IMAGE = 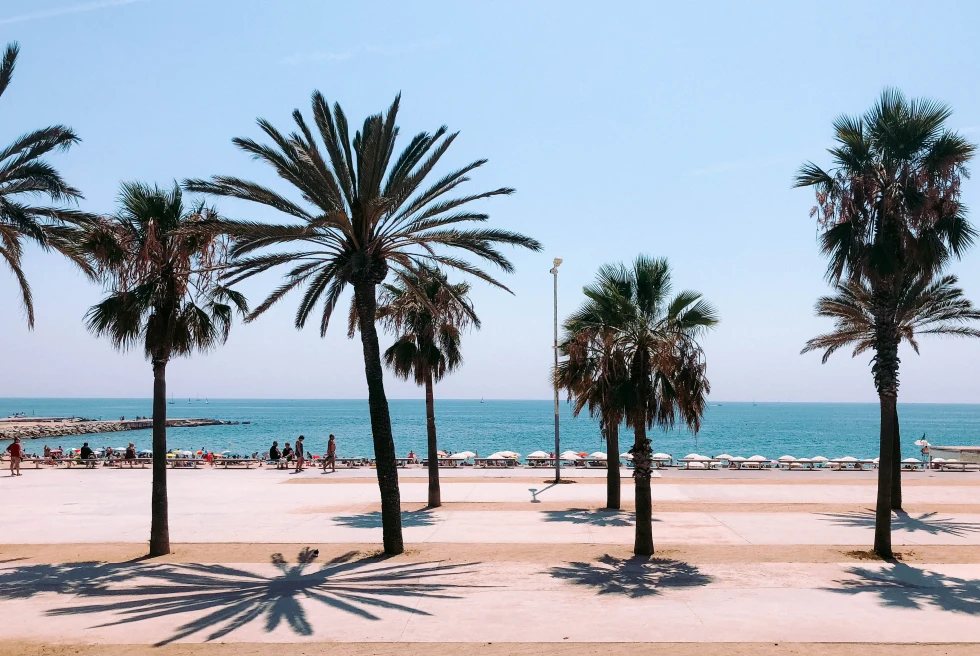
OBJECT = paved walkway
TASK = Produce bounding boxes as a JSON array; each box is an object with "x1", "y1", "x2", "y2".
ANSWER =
[
  {"x1": 2, "y1": 467, "x2": 979, "y2": 649},
  {"x1": 0, "y1": 556, "x2": 978, "y2": 644}
]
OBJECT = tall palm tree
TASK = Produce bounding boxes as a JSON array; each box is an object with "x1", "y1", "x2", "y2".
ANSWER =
[
  {"x1": 556, "y1": 324, "x2": 628, "y2": 509},
  {"x1": 564, "y1": 256, "x2": 717, "y2": 555},
  {"x1": 1, "y1": 42, "x2": 92, "y2": 326},
  {"x1": 365, "y1": 266, "x2": 479, "y2": 508},
  {"x1": 803, "y1": 269, "x2": 980, "y2": 509},
  {"x1": 184, "y1": 93, "x2": 541, "y2": 554},
  {"x1": 84, "y1": 182, "x2": 247, "y2": 556},
  {"x1": 795, "y1": 89, "x2": 976, "y2": 558}
]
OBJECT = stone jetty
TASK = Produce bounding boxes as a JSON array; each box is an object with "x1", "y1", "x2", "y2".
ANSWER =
[{"x1": 0, "y1": 416, "x2": 237, "y2": 440}]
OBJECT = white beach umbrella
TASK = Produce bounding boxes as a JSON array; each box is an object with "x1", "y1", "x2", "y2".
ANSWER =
[
  {"x1": 914, "y1": 439, "x2": 930, "y2": 447},
  {"x1": 839, "y1": 456, "x2": 858, "y2": 462},
  {"x1": 902, "y1": 457, "x2": 922, "y2": 463},
  {"x1": 932, "y1": 457, "x2": 947, "y2": 462},
  {"x1": 870, "y1": 458, "x2": 880, "y2": 463},
  {"x1": 620, "y1": 452, "x2": 634, "y2": 460},
  {"x1": 715, "y1": 454, "x2": 734, "y2": 460},
  {"x1": 729, "y1": 456, "x2": 747, "y2": 462},
  {"x1": 527, "y1": 450, "x2": 549, "y2": 459},
  {"x1": 497, "y1": 451, "x2": 520, "y2": 458},
  {"x1": 777, "y1": 455, "x2": 796, "y2": 462},
  {"x1": 588, "y1": 452, "x2": 607, "y2": 460},
  {"x1": 747, "y1": 455, "x2": 768, "y2": 462},
  {"x1": 682, "y1": 453, "x2": 703, "y2": 461},
  {"x1": 651, "y1": 452, "x2": 672, "y2": 460},
  {"x1": 810, "y1": 456, "x2": 829, "y2": 462},
  {"x1": 560, "y1": 450, "x2": 582, "y2": 460}
]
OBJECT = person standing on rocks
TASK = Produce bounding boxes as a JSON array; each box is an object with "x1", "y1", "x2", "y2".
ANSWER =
[{"x1": 6, "y1": 438, "x2": 23, "y2": 476}]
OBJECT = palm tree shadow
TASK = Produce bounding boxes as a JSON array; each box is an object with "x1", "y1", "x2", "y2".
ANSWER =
[
  {"x1": 548, "y1": 555, "x2": 713, "y2": 598},
  {"x1": 333, "y1": 510, "x2": 439, "y2": 529},
  {"x1": 542, "y1": 509, "x2": 637, "y2": 527},
  {"x1": 827, "y1": 562, "x2": 980, "y2": 615},
  {"x1": 818, "y1": 510, "x2": 980, "y2": 537},
  {"x1": 1, "y1": 548, "x2": 480, "y2": 645}
]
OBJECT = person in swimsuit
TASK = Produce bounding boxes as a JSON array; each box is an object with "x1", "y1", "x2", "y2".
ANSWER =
[
  {"x1": 294, "y1": 436, "x2": 305, "y2": 473},
  {"x1": 6, "y1": 438, "x2": 23, "y2": 476}
]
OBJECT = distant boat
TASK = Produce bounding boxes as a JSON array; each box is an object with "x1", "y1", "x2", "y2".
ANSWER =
[
  {"x1": 205, "y1": 398, "x2": 209, "y2": 404},
  {"x1": 481, "y1": 398, "x2": 484, "y2": 404}
]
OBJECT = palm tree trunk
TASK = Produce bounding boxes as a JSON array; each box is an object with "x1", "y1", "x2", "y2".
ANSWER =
[
  {"x1": 631, "y1": 421, "x2": 654, "y2": 556},
  {"x1": 424, "y1": 370, "x2": 441, "y2": 508},
  {"x1": 891, "y1": 406, "x2": 902, "y2": 511},
  {"x1": 605, "y1": 421, "x2": 621, "y2": 510},
  {"x1": 149, "y1": 358, "x2": 170, "y2": 557},
  {"x1": 353, "y1": 281, "x2": 404, "y2": 555},
  {"x1": 874, "y1": 392, "x2": 897, "y2": 558}
]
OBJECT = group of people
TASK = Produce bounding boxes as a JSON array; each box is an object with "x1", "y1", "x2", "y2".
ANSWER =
[
  {"x1": 5, "y1": 439, "x2": 140, "y2": 475},
  {"x1": 268, "y1": 434, "x2": 337, "y2": 473}
]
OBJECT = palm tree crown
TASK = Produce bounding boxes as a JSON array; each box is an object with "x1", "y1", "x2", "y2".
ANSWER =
[
  {"x1": 1, "y1": 42, "x2": 91, "y2": 326},
  {"x1": 566, "y1": 256, "x2": 718, "y2": 434},
  {"x1": 184, "y1": 92, "x2": 541, "y2": 329},
  {"x1": 795, "y1": 88, "x2": 976, "y2": 287},
  {"x1": 372, "y1": 266, "x2": 479, "y2": 385},
  {"x1": 803, "y1": 270, "x2": 980, "y2": 363},
  {"x1": 84, "y1": 182, "x2": 247, "y2": 360}
]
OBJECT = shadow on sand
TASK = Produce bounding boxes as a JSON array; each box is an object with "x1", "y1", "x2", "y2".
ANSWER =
[
  {"x1": 818, "y1": 510, "x2": 980, "y2": 537},
  {"x1": 541, "y1": 509, "x2": 637, "y2": 527},
  {"x1": 828, "y1": 561, "x2": 980, "y2": 615},
  {"x1": 548, "y1": 554, "x2": 713, "y2": 598},
  {"x1": 0, "y1": 548, "x2": 478, "y2": 645},
  {"x1": 332, "y1": 510, "x2": 439, "y2": 529}
]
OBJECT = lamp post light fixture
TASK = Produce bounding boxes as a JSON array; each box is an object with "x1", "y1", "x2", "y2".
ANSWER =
[{"x1": 550, "y1": 257, "x2": 562, "y2": 483}]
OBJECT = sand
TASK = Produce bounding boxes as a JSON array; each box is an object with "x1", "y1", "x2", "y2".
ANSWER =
[
  {"x1": 2, "y1": 642, "x2": 979, "y2": 656},
  {"x1": 4, "y1": 541, "x2": 980, "y2": 564}
]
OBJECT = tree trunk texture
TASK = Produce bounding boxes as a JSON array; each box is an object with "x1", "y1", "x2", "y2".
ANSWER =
[
  {"x1": 149, "y1": 359, "x2": 170, "y2": 557},
  {"x1": 424, "y1": 371, "x2": 441, "y2": 508},
  {"x1": 871, "y1": 292, "x2": 900, "y2": 560},
  {"x1": 631, "y1": 421, "x2": 654, "y2": 555},
  {"x1": 353, "y1": 281, "x2": 404, "y2": 554},
  {"x1": 891, "y1": 405, "x2": 902, "y2": 511},
  {"x1": 605, "y1": 421, "x2": 621, "y2": 510}
]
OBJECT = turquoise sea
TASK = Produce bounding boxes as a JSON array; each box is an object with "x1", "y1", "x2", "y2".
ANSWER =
[{"x1": 2, "y1": 399, "x2": 980, "y2": 460}]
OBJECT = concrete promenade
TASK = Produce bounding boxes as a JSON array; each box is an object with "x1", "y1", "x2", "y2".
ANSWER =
[{"x1": 2, "y1": 467, "x2": 979, "y2": 653}]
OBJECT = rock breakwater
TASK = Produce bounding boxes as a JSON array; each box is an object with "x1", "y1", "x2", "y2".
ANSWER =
[{"x1": 0, "y1": 418, "x2": 237, "y2": 440}]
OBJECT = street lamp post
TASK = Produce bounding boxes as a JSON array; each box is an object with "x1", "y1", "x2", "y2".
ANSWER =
[{"x1": 550, "y1": 257, "x2": 563, "y2": 483}]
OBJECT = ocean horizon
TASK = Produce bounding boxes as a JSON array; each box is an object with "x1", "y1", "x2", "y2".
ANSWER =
[{"x1": 4, "y1": 398, "x2": 980, "y2": 461}]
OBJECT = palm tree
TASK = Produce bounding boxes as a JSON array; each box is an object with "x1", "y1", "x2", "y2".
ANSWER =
[
  {"x1": 1, "y1": 42, "x2": 92, "y2": 326},
  {"x1": 795, "y1": 89, "x2": 976, "y2": 558},
  {"x1": 84, "y1": 182, "x2": 247, "y2": 556},
  {"x1": 803, "y1": 269, "x2": 980, "y2": 509},
  {"x1": 556, "y1": 324, "x2": 628, "y2": 509},
  {"x1": 564, "y1": 256, "x2": 717, "y2": 555},
  {"x1": 184, "y1": 93, "x2": 541, "y2": 554},
  {"x1": 366, "y1": 266, "x2": 479, "y2": 508}
]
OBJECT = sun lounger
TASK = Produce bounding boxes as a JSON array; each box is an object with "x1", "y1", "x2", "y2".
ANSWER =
[
  {"x1": 213, "y1": 457, "x2": 261, "y2": 469},
  {"x1": 336, "y1": 457, "x2": 364, "y2": 468},
  {"x1": 107, "y1": 458, "x2": 152, "y2": 468},
  {"x1": 940, "y1": 461, "x2": 980, "y2": 472},
  {"x1": 474, "y1": 457, "x2": 519, "y2": 468}
]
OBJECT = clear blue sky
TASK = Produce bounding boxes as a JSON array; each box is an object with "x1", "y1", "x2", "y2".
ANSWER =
[{"x1": 2, "y1": 0, "x2": 979, "y2": 402}]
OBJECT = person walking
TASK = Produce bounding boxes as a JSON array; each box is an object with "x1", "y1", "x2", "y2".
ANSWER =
[
  {"x1": 6, "y1": 437, "x2": 23, "y2": 476},
  {"x1": 323, "y1": 434, "x2": 337, "y2": 473},
  {"x1": 294, "y1": 435, "x2": 305, "y2": 473}
]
